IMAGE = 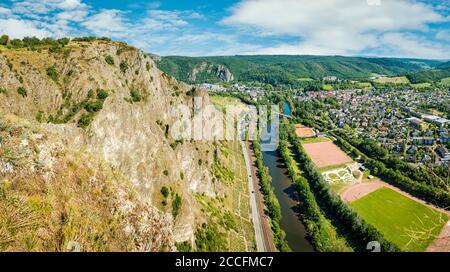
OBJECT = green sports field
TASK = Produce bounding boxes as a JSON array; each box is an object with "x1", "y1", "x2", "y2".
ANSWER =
[{"x1": 350, "y1": 187, "x2": 449, "y2": 252}]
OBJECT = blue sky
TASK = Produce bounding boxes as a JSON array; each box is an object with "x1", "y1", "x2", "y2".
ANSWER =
[{"x1": 0, "y1": 0, "x2": 449, "y2": 59}]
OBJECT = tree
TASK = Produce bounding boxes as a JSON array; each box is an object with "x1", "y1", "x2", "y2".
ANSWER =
[
  {"x1": 130, "y1": 88, "x2": 142, "y2": 102},
  {"x1": 160, "y1": 186, "x2": 170, "y2": 198},
  {"x1": 57, "y1": 38, "x2": 70, "y2": 46},
  {"x1": 77, "y1": 113, "x2": 93, "y2": 128},
  {"x1": 46, "y1": 66, "x2": 59, "y2": 82},
  {"x1": 96, "y1": 89, "x2": 109, "y2": 100},
  {"x1": 105, "y1": 55, "x2": 115, "y2": 66},
  {"x1": 84, "y1": 100, "x2": 103, "y2": 113},
  {"x1": 10, "y1": 39, "x2": 23, "y2": 48},
  {"x1": 0, "y1": 35, "x2": 9, "y2": 46},
  {"x1": 17, "y1": 87, "x2": 27, "y2": 98},
  {"x1": 120, "y1": 60, "x2": 128, "y2": 72},
  {"x1": 172, "y1": 194, "x2": 182, "y2": 218}
]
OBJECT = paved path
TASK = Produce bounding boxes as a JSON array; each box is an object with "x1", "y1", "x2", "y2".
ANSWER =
[
  {"x1": 241, "y1": 140, "x2": 276, "y2": 252},
  {"x1": 427, "y1": 220, "x2": 450, "y2": 252}
]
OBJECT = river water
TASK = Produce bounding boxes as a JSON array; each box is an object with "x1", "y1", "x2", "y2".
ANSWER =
[{"x1": 260, "y1": 102, "x2": 315, "y2": 252}]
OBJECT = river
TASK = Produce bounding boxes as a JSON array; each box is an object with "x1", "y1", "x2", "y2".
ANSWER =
[{"x1": 260, "y1": 102, "x2": 315, "y2": 252}]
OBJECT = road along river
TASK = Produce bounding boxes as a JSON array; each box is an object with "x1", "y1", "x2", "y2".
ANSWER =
[{"x1": 260, "y1": 106, "x2": 315, "y2": 252}]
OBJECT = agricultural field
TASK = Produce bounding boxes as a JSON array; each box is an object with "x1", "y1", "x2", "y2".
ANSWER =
[
  {"x1": 411, "y1": 83, "x2": 432, "y2": 89},
  {"x1": 350, "y1": 187, "x2": 450, "y2": 252},
  {"x1": 357, "y1": 82, "x2": 372, "y2": 89},
  {"x1": 374, "y1": 76, "x2": 410, "y2": 84},
  {"x1": 302, "y1": 140, "x2": 353, "y2": 168}
]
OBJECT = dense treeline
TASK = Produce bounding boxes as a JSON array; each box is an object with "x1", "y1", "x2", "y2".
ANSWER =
[
  {"x1": 252, "y1": 139, "x2": 290, "y2": 251},
  {"x1": 0, "y1": 35, "x2": 69, "y2": 50},
  {"x1": 333, "y1": 131, "x2": 450, "y2": 208},
  {"x1": 278, "y1": 122, "x2": 352, "y2": 252},
  {"x1": 157, "y1": 55, "x2": 431, "y2": 86},
  {"x1": 406, "y1": 67, "x2": 450, "y2": 84},
  {"x1": 0, "y1": 35, "x2": 112, "y2": 50},
  {"x1": 286, "y1": 124, "x2": 401, "y2": 252}
]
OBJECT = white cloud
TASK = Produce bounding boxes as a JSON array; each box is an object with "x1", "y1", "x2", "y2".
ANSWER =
[
  {"x1": 82, "y1": 9, "x2": 130, "y2": 38},
  {"x1": 0, "y1": 18, "x2": 51, "y2": 38},
  {"x1": 1, "y1": 0, "x2": 447, "y2": 58},
  {"x1": 222, "y1": 0, "x2": 449, "y2": 58},
  {"x1": 56, "y1": 9, "x2": 88, "y2": 22},
  {"x1": 56, "y1": 0, "x2": 86, "y2": 10},
  {"x1": 379, "y1": 32, "x2": 450, "y2": 59},
  {"x1": 436, "y1": 30, "x2": 450, "y2": 42},
  {"x1": 0, "y1": 7, "x2": 12, "y2": 16},
  {"x1": 12, "y1": 0, "x2": 85, "y2": 16}
]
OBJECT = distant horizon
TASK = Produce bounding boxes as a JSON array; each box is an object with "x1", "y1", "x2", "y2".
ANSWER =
[
  {"x1": 0, "y1": 0, "x2": 449, "y2": 59},
  {"x1": 2, "y1": 33, "x2": 449, "y2": 61},
  {"x1": 156, "y1": 53, "x2": 450, "y2": 61}
]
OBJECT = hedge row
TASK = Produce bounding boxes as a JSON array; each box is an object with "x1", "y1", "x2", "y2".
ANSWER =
[
  {"x1": 252, "y1": 139, "x2": 290, "y2": 252},
  {"x1": 332, "y1": 131, "x2": 450, "y2": 209},
  {"x1": 278, "y1": 123, "x2": 352, "y2": 252}
]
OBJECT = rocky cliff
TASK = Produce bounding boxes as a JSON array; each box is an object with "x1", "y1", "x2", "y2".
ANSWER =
[{"x1": 0, "y1": 39, "x2": 254, "y2": 251}]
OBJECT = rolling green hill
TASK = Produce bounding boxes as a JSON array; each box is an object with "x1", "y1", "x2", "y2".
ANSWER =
[
  {"x1": 406, "y1": 67, "x2": 450, "y2": 84},
  {"x1": 156, "y1": 55, "x2": 444, "y2": 85}
]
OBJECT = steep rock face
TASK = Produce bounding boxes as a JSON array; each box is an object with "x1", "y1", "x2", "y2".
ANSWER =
[
  {"x1": 186, "y1": 62, "x2": 234, "y2": 82},
  {"x1": 0, "y1": 115, "x2": 174, "y2": 252},
  {"x1": 188, "y1": 62, "x2": 210, "y2": 81},
  {"x1": 216, "y1": 65, "x2": 234, "y2": 82},
  {"x1": 0, "y1": 40, "x2": 232, "y2": 249}
]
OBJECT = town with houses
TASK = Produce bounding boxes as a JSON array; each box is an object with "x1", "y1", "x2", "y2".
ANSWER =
[
  {"x1": 199, "y1": 83, "x2": 450, "y2": 168},
  {"x1": 298, "y1": 89, "x2": 450, "y2": 167}
]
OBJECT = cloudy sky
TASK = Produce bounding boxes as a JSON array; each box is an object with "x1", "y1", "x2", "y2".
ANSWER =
[{"x1": 0, "y1": 0, "x2": 449, "y2": 59}]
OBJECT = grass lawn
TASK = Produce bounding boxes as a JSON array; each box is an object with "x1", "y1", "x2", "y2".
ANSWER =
[
  {"x1": 300, "y1": 136, "x2": 331, "y2": 144},
  {"x1": 210, "y1": 95, "x2": 245, "y2": 109},
  {"x1": 330, "y1": 181, "x2": 350, "y2": 193},
  {"x1": 357, "y1": 82, "x2": 372, "y2": 88},
  {"x1": 322, "y1": 84, "x2": 333, "y2": 90},
  {"x1": 411, "y1": 83, "x2": 432, "y2": 89},
  {"x1": 374, "y1": 76, "x2": 409, "y2": 84},
  {"x1": 350, "y1": 187, "x2": 449, "y2": 252},
  {"x1": 318, "y1": 163, "x2": 351, "y2": 173},
  {"x1": 298, "y1": 77, "x2": 314, "y2": 81}
]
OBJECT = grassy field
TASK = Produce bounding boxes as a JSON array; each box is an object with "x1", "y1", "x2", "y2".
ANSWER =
[
  {"x1": 440, "y1": 77, "x2": 450, "y2": 86},
  {"x1": 300, "y1": 136, "x2": 331, "y2": 144},
  {"x1": 374, "y1": 76, "x2": 410, "y2": 84},
  {"x1": 357, "y1": 82, "x2": 372, "y2": 89},
  {"x1": 210, "y1": 95, "x2": 245, "y2": 109},
  {"x1": 298, "y1": 77, "x2": 314, "y2": 81},
  {"x1": 350, "y1": 187, "x2": 449, "y2": 252},
  {"x1": 322, "y1": 84, "x2": 334, "y2": 90},
  {"x1": 411, "y1": 83, "x2": 432, "y2": 89}
]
